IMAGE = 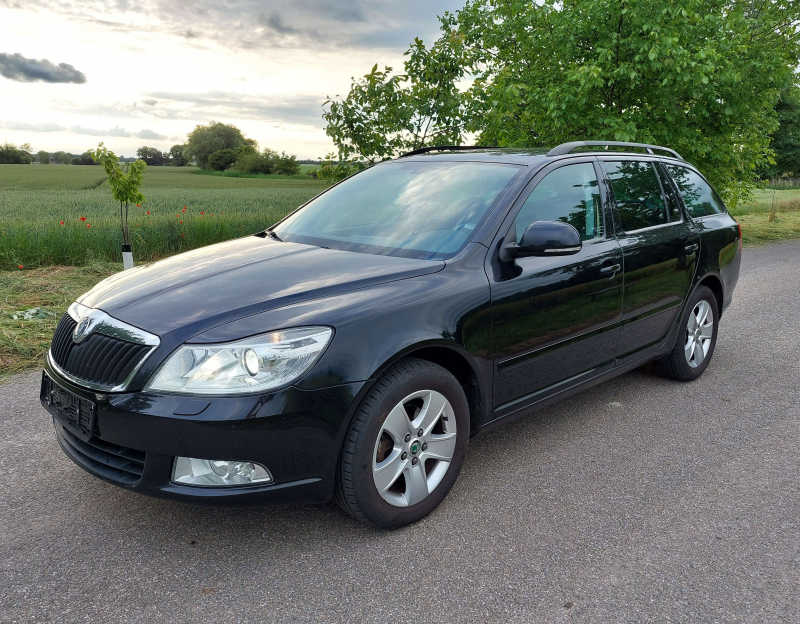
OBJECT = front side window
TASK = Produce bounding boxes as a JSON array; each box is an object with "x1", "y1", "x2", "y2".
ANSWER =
[
  {"x1": 605, "y1": 161, "x2": 669, "y2": 231},
  {"x1": 513, "y1": 163, "x2": 603, "y2": 242},
  {"x1": 665, "y1": 165, "x2": 725, "y2": 218},
  {"x1": 272, "y1": 161, "x2": 521, "y2": 260}
]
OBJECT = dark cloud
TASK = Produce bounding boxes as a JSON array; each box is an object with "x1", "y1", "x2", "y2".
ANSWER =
[
  {"x1": 260, "y1": 11, "x2": 296, "y2": 34},
  {"x1": 134, "y1": 129, "x2": 167, "y2": 140},
  {"x1": 0, "y1": 52, "x2": 87, "y2": 83},
  {"x1": 15, "y1": 0, "x2": 465, "y2": 51},
  {"x1": 142, "y1": 99, "x2": 158, "y2": 106}
]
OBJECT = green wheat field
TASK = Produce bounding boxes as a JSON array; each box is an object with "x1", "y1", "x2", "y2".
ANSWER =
[{"x1": 0, "y1": 165, "x2": 328, "y2": 270}]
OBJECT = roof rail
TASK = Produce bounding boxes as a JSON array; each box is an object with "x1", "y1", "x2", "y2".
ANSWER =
[
  {"x1": 547, "y1": 141, "x2": 683, "y2": 160},
  {"x1": 398, "y1": 145, "x2": 499, "y2": 158}
]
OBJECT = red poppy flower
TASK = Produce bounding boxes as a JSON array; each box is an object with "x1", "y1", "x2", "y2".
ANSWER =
[
  {"x1": 181, "y1": 234, "x2": 185, "y2": 237},
  {"x1": 79, "y1": 216, "x2": 86, "y2": 221},
  {"x1": 146, "y1": 211, "x2": 150, "y2": 215},
  {"x1": 200, "y1": 211, "x2": 204, "y2": 215},
  {"x1": 183, "y1": 206, "x2": 187, "y2": 209},
  {"x1": 18, "y1": 264, "x2": 23, "y2": 269},
  {"x1": 137, "y1": 224, "x2": 140, "y2": 227},
  {"x1": 136, "y1": 204, "x2": 141, "y2": 207},
  {"x1": 211, "y1": 213, "x2": 214, "y2": 216},
  {"x1": 60, "y1": 221, "x2": 64, "y2": 225},
  {"x1": 179, "y1": 221, "x2": 183, "y2": 224},
  {"x1": 86, "y1": 224, "x2": 91, "y2": 228}
]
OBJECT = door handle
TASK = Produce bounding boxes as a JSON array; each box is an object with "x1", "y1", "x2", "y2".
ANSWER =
[
  {"x1": 685, "y1": 242, "x2": 698, "y2": 254},
  {"x1": 600, "y1": 263, "x2": 621, "y2": 276}
]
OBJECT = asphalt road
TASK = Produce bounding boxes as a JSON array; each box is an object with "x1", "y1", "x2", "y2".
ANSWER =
[{"x1": 2, "y1": 241, "x2": 799, "y2": 623}]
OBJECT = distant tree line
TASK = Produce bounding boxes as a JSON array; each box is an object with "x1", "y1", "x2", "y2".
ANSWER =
[{"x1": 3, "y1": 122, "x2": 304, "y2": 175}]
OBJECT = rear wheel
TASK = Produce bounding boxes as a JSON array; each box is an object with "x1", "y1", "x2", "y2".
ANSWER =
[
  {"x1": 335, "y1": 359, "x2": 469, "y2": 529},
  {"x1": 654, "y1": 285, "x2": 719, "y2": 381}
]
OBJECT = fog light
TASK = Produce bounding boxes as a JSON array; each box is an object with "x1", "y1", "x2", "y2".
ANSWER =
[{"x1": 172, "y1": 457, "x2": 272, "y2": 487}]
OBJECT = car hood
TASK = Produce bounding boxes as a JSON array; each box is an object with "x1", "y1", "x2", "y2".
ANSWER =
[{"x1": 79, "y1": 236, "x2": 444, "y2": 337}]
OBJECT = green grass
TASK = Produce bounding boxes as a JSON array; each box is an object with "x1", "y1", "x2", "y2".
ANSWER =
[
  {"x1": 0, "y1": 164, "x2": 328, "y2": 269},
  {"x1": 731, "y1": 190, "x2": 800, "y2": 245},
  {"x1": 0, "y1": 262, "x2": 119, "y2": 379}
]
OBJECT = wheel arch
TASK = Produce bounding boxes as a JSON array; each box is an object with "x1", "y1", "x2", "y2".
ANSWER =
[
  {"x1": 371, "y1": 343, "x2": 487, "y2": 436},
  {"x1": 696, "y1": 272, "x2": 724, "y2": 318}
]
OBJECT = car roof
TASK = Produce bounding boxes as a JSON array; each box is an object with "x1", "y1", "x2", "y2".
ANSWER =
[
  {"x1": 396, "y1": 148, "x2": 550, "y2": 166},
  {"x1": 393, "y1": 147, "x2": 689, "y2": 168}
]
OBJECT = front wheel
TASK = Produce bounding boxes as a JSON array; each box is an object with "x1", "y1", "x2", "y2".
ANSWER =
[
  {"x1": 654, "y1": 285, "x2": 719, "y2": 381},
  {"x1": 335, "y1": 359, "x2": 470, "y2": 529}
]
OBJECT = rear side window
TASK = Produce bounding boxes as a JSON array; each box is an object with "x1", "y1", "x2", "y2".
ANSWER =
[
  {"x1": 514, "y1": 163, "x2": 603, "y2": 242},
  {"x1": 665, "y1": 165, "x2": 725, "y2": 218},
  {"x1": 605, "y1": 161, "x2": 669, "y2": 231}
]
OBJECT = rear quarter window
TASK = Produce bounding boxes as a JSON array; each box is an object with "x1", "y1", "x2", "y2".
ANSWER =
[{"x1": 665, "y1": 165, "x2": 726, "y2": 218}]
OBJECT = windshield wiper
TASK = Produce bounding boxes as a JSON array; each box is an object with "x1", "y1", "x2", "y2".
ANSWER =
[{"x1": 264, "y1": 230, "x2": 282, "y2": 242}]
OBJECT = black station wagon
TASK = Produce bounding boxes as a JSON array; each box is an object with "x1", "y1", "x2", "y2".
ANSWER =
[{"x1": 41, "y1": 141, "x2": 741, "y2": 528}]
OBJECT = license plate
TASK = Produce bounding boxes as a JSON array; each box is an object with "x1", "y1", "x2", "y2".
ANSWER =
[{"x1": 41, "y1": 371, "x2": 96, "y2": 442}]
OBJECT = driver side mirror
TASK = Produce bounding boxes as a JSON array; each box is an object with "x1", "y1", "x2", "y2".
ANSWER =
[{"x1": 500, "y1": 221, "x2": 582, "y2": 261}]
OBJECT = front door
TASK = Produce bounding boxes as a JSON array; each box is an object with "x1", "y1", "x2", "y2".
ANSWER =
[
  {"x1": 489, "y1": 159, "x2": 624, "y2": 410},
  {"x1": 599, "y1": 157, "x2": 699, "y2": 359}
]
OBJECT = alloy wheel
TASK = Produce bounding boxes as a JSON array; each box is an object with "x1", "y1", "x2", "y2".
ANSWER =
[
  {"x1": 684, "y1": 299, "x2": 714, "y2": 368},
  {"x1": 372, "y1": 389, "x2": 457, "y2": 507}
]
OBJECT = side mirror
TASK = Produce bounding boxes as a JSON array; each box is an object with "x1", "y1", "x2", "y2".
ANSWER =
[{"x1": 501, "y1": 221, "x2": 582, "y2": 260}]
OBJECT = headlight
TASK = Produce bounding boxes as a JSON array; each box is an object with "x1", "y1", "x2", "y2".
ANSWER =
[{"x1": 145, "y1": 326, "x2": 333, "y2": 396}]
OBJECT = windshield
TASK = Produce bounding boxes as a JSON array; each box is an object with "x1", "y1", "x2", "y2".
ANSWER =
[{"x1": 272, "y1": 161, "x2": 522, "y2": 260}]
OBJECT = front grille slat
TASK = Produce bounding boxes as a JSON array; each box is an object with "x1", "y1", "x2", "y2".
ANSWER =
[
  {"x1": 55, "y1": 423, "x2": 145, "y2": 486},
  {"x1": 50, "y1": 313, "x2": 151, "y2": 390}
]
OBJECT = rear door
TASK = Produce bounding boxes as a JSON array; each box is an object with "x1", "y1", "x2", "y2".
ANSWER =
[
  {"x1": 488, "y1": 158, "x2": 624, "y2": 410},
  {"x1": 599, "y1": 157, "x2": 699, "y2": 360}
]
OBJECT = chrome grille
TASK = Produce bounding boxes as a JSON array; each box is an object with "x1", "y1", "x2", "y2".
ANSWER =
[{"x1": 48, "y1": 305, "x2": 159, "y2": 391}]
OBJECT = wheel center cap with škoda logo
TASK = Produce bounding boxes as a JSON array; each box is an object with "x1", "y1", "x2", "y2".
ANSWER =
[{"x1": 409, "y1": 440, "x2": 421, "y2": 455}]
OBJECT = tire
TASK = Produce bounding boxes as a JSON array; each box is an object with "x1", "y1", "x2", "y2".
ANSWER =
[
  {"x1": 654, "y1": 285, "x2": 719, "y2": 381},
  {"x1": 335, "y1": 358, "x2": 470, "y2": 529}
]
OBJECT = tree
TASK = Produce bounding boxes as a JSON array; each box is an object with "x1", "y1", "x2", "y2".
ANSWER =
[
  {"x1": 274, "y1": 152, "x2": 301, "y2": 176},
  {"x1": 184, "y1": 121, "x2": 257, "y2": 169},
  {"x1": 136, "y1": 146, "x2": 166, "y2": 166},
  {"x1": 323, "y1": 34, "x2": 469, "y2": 166},
  {"x1": 169, "y1": 144, "x2": 188, "y2": 167},
  {"x1": 91, "y1": 143, "x2": 147, "y2": 270},
  {"x1": 53, "y1": 151, "x2": 72, "y2": 165},
  {"x1": 325, "y1": 0, "x2": 800, "y2": 204},
  {"x1": 764, "y1": 86, "x2": 800, "y2": 177},
  {"x1": 37, "y1": 150, "x2": 50, "y2": 164},
  {"x1": 0, "y1": 142, "x2": 34, "y2": 164},
  {"x1": 207, "y1": 148, "x2": 238, "y2": 171},
  {"x1": 234, "y1": 148, "x2": 277, "y2": 174}
]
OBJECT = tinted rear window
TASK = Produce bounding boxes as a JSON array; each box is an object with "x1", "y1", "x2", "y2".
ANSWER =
[
  {"x1": 665, "y1": 165, "x2": 725, "y2": 218},
  {"x1": 605, "y1": 161, "x2": 669, "y2": 231}
]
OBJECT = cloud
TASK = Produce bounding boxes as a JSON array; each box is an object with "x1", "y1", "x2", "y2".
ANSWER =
[
  {"x1": 260, "y1": 11, "x2": 296, "y2": 35},
  {"x1": 0, "y1": 52, "x2": 87, "y2": 83},
  {"x1": 147, "y1": 91, "x2": 326, "y2": 126},
  {"x1": 134, "y1": 129, "x2": 167, "y2": 140},
  {"x1": 3, "y1": 121, "x2": 67, "y2": 132},
  {"x1": 142, "y1": 99, "x2": 157, "y2": 106},
  {"x1": 70, "y1": 125, "x2": 131, "y2": 137}
]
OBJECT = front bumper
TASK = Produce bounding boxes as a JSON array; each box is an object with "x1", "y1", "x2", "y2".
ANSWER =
[{"x1": 41, "y1": 361, "x2": 367, "y2": 506}]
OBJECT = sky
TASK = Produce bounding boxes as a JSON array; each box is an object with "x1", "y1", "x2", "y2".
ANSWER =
[{"x1": 0, "y1": 0, "x2": 464, "y2": 159}]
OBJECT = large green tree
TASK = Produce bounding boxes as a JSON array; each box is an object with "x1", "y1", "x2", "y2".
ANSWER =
[
  {"x1": 762, "y1": 86, "x2": 800, "y2": 177},
  {"x1": 324, "y1": 0, "x2": 800, "y2": 203},
  {"x1": 184, "y1": 121, "x2": 257, "y2": 170}
]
